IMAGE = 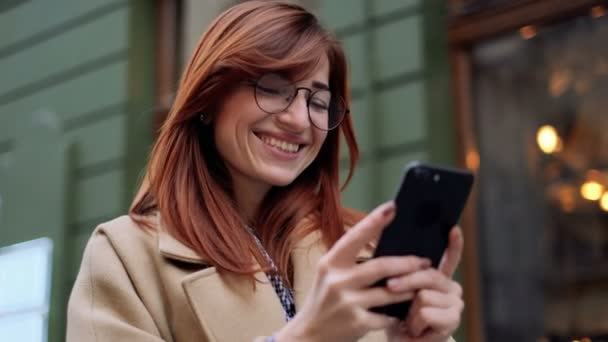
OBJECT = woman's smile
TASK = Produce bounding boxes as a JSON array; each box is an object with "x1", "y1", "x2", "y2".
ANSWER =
[{"x1": 253, "y1": 131, "x2": 307, "y2": 161}]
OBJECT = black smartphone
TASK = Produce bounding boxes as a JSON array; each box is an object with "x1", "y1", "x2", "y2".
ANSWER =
[{"x1": 370, "y1": 161, "x2": 474, "y2": 319}]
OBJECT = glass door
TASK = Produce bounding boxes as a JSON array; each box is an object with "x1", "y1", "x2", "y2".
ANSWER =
[{"x1": 470, "y1": 9, "x2": 608, "y2": 342}]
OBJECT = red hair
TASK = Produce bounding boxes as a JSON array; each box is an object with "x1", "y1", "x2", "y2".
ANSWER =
[{"x1": 130, "y1": 0, "x2": 362, "y2": 285}]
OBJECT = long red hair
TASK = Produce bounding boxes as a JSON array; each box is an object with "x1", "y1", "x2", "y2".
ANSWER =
[{"x1": 130, "y1": 0, "x2": 362, "y2": 285}]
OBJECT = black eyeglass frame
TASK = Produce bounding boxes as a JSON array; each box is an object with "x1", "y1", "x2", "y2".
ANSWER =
[{"x1": 245, "y1": 75, "x2": 350, "y2": 131}]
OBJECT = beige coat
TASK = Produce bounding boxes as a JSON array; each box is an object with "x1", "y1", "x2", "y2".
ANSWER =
[{"x1": 67, "y1": 215, "x2": 455, "y2": 342}]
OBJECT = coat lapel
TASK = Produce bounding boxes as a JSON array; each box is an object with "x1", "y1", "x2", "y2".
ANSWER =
[
  {"x1": 158, "y1": 231, "x2": 285, "y2": 341},
  {"x1": 181, "y1": 269, "x2": 286, "y2": 341}
]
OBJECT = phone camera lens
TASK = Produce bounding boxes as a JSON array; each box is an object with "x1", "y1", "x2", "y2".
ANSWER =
[{"x1": 433, "y1": 174, "x2": 440, "y2": 182}]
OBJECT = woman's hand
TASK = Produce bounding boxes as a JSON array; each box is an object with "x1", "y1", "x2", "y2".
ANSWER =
[
  {"x1": 275, "y1": 201, "x2": 432, "y2": 342},
  {"x1": 386, "y1": 227, "x2": 465, "y2": 342}
]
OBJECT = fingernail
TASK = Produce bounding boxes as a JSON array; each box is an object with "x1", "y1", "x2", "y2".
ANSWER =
[
  {"x1": 387, "y1": 278, "x2": 400, "y2": 290},
  {"x1": 381, "y1": 202, "x2": 395, "y2": 217}
]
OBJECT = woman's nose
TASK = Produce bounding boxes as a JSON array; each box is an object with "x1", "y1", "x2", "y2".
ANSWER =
[{"x1": 276, "y1": 91, "x2": 310, "y2": 131}]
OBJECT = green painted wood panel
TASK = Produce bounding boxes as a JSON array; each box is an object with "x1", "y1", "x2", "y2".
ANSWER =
[
  {"x1": 73, "y1": 168, "x2": 124, "y2": 224},
  {"x1": 0, "y1": 151, "x2": 9, "y2": 170},
  {"x1": 0, "y1": 118, "x2": 67, "y2": 244},
  {"x1": 65, "y1": 113, "x2": 126, "y2": 167},
  {"x1": 0, "y1": 61, "x2": 128, "y2": 138},
  {"x1": 342, "y1": 32, "x2": 368, "y2": 90},
  {"x1": 377, "y1": 82, "x2": 426, "y2": 148},
  {"x1": 123, "y1": 0, "x2": 155, "y2": 207},
  {"x1": 319, "y1": 0, "x2": 365, "y2": 31},
  {"x1": 370, "y1": 0, "x2": 420, "y2": 17},
  {"x1": 0, "y1": 111, "x2": 70, "y2": 342},
  {"x1": 69, "y1": 230, "x2": 98, "y2": 281},
  {"x1": 421, "y1": 1, "x2": 456, "y2": 165},
  {"x1": 378, "y1": 150, "x2": 428, "y2": 200},
  {"x1": 340, "y1": 96, "x2": 371, "y2": 160},
  {"x1": 0, "y1": 6, "x2": 128, "y2": 96},
  {"x1": 350, "y1": 96, "x2": 372, "y2": 155},
  {"x1": 1, "y1": 1, "x2": 155, "y2": 341},
  {"x1": 341, "y1": 162, "x2": 373, "y2": 211},
  {"x1": 0, "y1": 0, "x2": 123, "y2": 51},
  {"x1": 372, "y1": 15, "x2": 423, "y2": 81}
]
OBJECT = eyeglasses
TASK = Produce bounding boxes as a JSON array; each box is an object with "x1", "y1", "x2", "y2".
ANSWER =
[{"x1": 247, "y1": 73, "x2": 349, "y2": 131}]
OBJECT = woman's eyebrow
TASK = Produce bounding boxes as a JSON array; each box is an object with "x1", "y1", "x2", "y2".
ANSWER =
[{"x1": 312, "y1": 81, "x2": 330, "y2": 90}]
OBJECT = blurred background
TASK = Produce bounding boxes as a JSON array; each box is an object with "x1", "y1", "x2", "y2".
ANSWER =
[{"x1": 1, "y1": 0, "x2": 607, "y2": 341}]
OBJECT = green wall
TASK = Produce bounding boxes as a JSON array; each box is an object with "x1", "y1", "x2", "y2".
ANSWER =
[{"x1": 0, "y1": 0, "x2": 155, "y2": 341}]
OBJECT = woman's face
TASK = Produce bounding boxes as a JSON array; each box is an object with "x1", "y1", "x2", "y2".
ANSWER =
[{"x1": 213, "y1": 56, "x2": 330, "y2": 189}]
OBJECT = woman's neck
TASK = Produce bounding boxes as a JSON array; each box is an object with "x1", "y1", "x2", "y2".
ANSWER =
[{"x1": 230, "y1": 171, "x2": 271, "y2": 223}]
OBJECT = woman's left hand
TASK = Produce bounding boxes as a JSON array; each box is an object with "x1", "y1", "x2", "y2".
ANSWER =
[{"x1": 385, "y1": 226, "x2": 465, "y2": 342}]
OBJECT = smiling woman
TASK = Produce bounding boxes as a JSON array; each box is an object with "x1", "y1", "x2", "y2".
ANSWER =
[{"x1": 66, "y1": 1, "x2": 463, "y2": 341}]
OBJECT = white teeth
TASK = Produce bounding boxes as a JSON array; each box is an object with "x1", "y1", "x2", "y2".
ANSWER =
[{"x1": 259, "y1": 135, "x2": 300, "y2": 153}]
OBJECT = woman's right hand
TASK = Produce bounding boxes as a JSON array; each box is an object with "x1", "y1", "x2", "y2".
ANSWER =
[{"x1": 275, "y1": 201, "x2": 432, "y2": 342}]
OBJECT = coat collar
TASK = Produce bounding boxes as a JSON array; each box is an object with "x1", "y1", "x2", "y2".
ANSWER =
[
  {"x1": 158, "y1": 229, "x2": 209, "y2": 264},
  {"x1": 157, "y1": 225, "x2": 372, "y2": 341}
]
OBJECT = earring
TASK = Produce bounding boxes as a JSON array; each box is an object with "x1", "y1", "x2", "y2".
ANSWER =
[{"x1": 199, "y1": 113, "x2": 205, "y2": 122}]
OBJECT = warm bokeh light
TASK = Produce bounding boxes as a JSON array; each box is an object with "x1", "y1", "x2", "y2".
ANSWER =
[
  {"x1": 559, "y1": 189, "x2": 576, "y2": 213},
  {"x1": 466, "y1": 149, "x2": 480, "y2": 171},
  {"x1": 586, "y1": 169, "x2": 602, "y2": 181},
  {"x1": 537, "y1": 125, "x2": 561, "y2": 154},
  {"x1": 520, "y1": 25, "x2": 537, "y2": 39},
  {"x1": 600, "y1": 192, "x2": 608, "y2": 212},
  {"x1": 581, "y1": 181, "x2": 604, "y2": 201},
  {"x1": 549, "y1": 69, "x2": 571, "y2": 97}
]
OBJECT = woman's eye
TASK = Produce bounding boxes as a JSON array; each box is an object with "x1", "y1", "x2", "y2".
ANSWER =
[
  {"x1": 257, "y1": 85, "x2": 282, "y2": 95},
  {"x1": 310, "y1": 100, "x2": 329, "y2": 111}
]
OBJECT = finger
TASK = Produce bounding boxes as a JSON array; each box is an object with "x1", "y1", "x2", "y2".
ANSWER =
[
  {"x1": 327, "y1": 201, "x2": 395, "y2": 264},
  {"x1": 413, "y1": 289, "x2": 462, "y2": 309},
  {"x1": 386, "y1": 268, "x2": 453, "y2": 293},
  {"x1": 438, "y1": 226, "x2": 464, "y2": 277},
  {"x1": 356, "y1": 309, "x2": 399, "y2": 331},
  {"x1": 407, "y1": 306, "x2": 460, "y2": 338},
  {"x1": 348, "y1": 286, "x2": 415, "y2": 309},
  {"x1": 347, "y1": 256, "x2": 431, "y2": 288}
]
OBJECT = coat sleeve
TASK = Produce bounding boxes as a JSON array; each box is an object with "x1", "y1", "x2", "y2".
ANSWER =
[{"x1": 66, "y1": 229, "x2": 166, "y2": 342}]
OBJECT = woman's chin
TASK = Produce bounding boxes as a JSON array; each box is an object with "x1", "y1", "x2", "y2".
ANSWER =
[{"x1": 259, "y1": 170, "x2": 300, "y2": 187}]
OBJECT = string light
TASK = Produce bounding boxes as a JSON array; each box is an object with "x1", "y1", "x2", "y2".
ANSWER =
[
  {"x1": 581, "y1": 181, "x2": 604, "y2": 201},
  {"x1": 537, "y1": 125, "x2": 561, "y2": 154},
  {"x1": 600, "y1": 192, "x2": 608, "y2": 212}
]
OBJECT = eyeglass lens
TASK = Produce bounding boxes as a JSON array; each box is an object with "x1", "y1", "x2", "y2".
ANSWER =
[{"x1": 253, "y1": 73, "x2": 346, "y2": 131}]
